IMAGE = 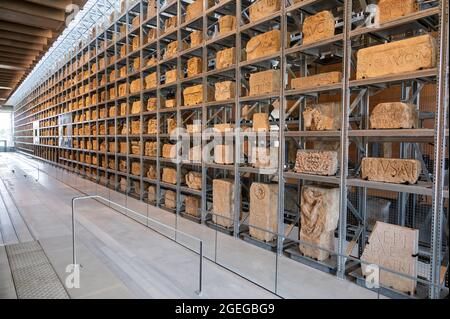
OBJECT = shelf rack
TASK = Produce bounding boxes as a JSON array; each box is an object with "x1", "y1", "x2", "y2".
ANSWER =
[{"x1": 12, "y1": 0, "x2": 449, "y2": 299}]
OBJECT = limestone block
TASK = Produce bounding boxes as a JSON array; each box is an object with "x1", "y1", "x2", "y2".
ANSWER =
[
  {"x1": 213, "y1": 179, "x2": 236, "y2": 228},
  {"x1": 251, "y1": 146, "x2": 278, "y2": 169},
  {"x1": 147, "y1": 0, "x2": 157, "y2": 18},
  {"x1": 249, "y1": 0, "x2": 281, "y2": 22},
  {"x1": 187, "y1": 123, "x2": 202, "y2": 133},
  {"x1": 131, "y1": 141, "x2": 141, "y2": 155},
  {"x1": 302, "y1": 11, "x2": 335, "y2": 45},
  {"x1": 147, "y1": 165, "x2": 157, "y2": 179},
  {"x1": 356, "y1": 34, "x2": 436, "y2": 79},
  {"x1": 148, "y1": 185, "x2": 156, "y2": 202},
  {"x1": 119, "y1": 66, "x2": 127, "y2": 78},
  {"x1": 165, "y1": 69, "x2": 177, "y2": 84},
  {"x1": 214, "y1": 144, "x2": 234, "y2": 164},
  {"x1": 190, "y1": 30, "x2": 203, "y2": 47},
  {"x1": 185, "y1": 196, "x2": 201, "y2": 217},
  {"x1": 187, "y1": 57, "x2": 202, "y2": 77},
  {"x1": 148, "y1": 119, "x2": 158, "y2": 134},
  {"x1": 189, "y1": 145, "x2": 202, "y2": 161},
  {"x1": 249, "y1": 183, "x2": 278, "y2": 242},
  {"x1": 164, "y1": 16, "x2": 177, "y2": 33},
  {"x1": 213, "y1": 123, "x2": 234, "y2": 133},
  {"x1": 119, "y1": 159, "x2": 127, "y2": 172},
  {"x1": 183, "y1": 84, "x2": 214, "y2": 106},
  {"x1": 361, "y1": 157, "x2": 421, "y2": 184},
  {"x1": 131, "y1": 100, "x2": 142, "y2": 114},
  {"x1": 291, "y1": 71, "x2": 341, "y2": 90},
  {"x1": 294, "y1": 150, "x2": 338, "y2": 176},
  {"x1": 147, "y1": 97, "x2": 164, "y2": 111},
  {"x1": 370, "y1": 102, "x2": 418, "y2": 129},
  {"x1": 216, "y1": 47, "x2": 235, "y2": 69},
  {"x1": 215, "y1": 81, "x2": 235, "y2": 101},
  {"x1": 145, "y1": 72, "x2": 158, "y2": 89},
  {"x1": 162, "y1": 144, "x2": 176, "y2": 159},
  {"x1": 303, "y1": 102, "x2": 341, "y2": 131},
  {"x1": 253, "y1": 113, "x2": 269, "y2": 132},
  {"x1": 120, "y1": 103, "x2": 127, "y2": 116},
  {"x1": 133, "y1": 57, "x2": 141, "y2": 71},
  {"x1": 299, "y1": 185, "x2": 339, "y2": 261},
  {"x1": 162, "y1": 167, "x2": 177, "y2": 184},
  {"x1": 361, "y1": 221, "x2": 419, "y2": 294},
  {"x1": 186, "y1": 0, "x2": 213, "y2": 22},
  {"x1": 130, "y1": 78, "x2": 141, "y2": 93},
  {"x1": 379, "y1": 0, "x2": 418, "y2": 24},
  {"x1": 147, "y1": 28, "x2": 157, "y2": 43},
  {"x1": 249, "y1": 69, "x2": 280, "y2": 96},
  {"x1": 131, "y1": 162, "x2": 141, "y2": 176},
  {"x1": 246, "y1": 29, "x2": 281, "y2": 61},
  {"x1": 132, "y1": 35, "x2": 140, "y2": 51},
  {"x1": 165, "y1": 99, "x2": 177, "y2": 108},
  {"x1": 167, "y1": 118, "x2": 177, "y2": 135},
  {"x1": 219, "y1": 16, "x2": 236, "y2": 35},
  {"x1": 242, "y1": 104, "x2": 256, "y2": 121},
  {"x1": 119, "y1": 177, "x2": 127, "y2": 192},
  {"x1": 131, "y1": 120, "x2": 141, "y2": 134},
  {"x1": 186, "y1": 171, "x2": 202, "y2": 190},
  {"x1": 145, "y1": 141, "x2": 157, "y2": 156},
  {"x1": 164, "y1": 190, "x2": 176, "y2": 209}
]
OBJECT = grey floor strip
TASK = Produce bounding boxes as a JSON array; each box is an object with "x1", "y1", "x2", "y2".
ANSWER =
[{"x1": 5, "y1": 241, "x2": 69, "y2": 299}]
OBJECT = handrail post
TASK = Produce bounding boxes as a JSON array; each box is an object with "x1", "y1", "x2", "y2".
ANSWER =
[{"x1": 196, "y1": 241, "x2": 203, "y2": 296}]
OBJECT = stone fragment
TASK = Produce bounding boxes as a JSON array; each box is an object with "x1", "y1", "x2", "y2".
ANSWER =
[
  {"x1": 299, "y1": 185, "x2": 339, "y2": 261},
  {"x1": 294, "y1": 150, "x2": 338, "y2": 176},
  {"x1": 361, "y1": 221, "x2": 419, "y2": 294},
  {"x1": 356, "y1": 34, "x2": 436, "y2": 79},
  {"x1": 303, "y1": 102, "x2": 341, "y2": 131},
  {"x1": 370, "y1": 102, "x2": 418, "y2": 129},
  {"x1": 361, "y1": 158, "x2": 421, "y2": 184},
  {"x1": 249, "y1": 183, "x2": 278, "y2": 242},
  {"x1": 302, "y1": 11, "x2": 335, "y2": 45}
]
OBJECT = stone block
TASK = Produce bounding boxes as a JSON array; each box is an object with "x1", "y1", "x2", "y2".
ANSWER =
[
  {"x1": 356, "y1": 34, "x2": 436, "y2": 79},
  {"x1": 246, "y1": 29, "x2": 281, "y2": 61},
  {"x1": 370, "y1": 102, "x2": 418, "y2": 129},
  {"x1": 294, "y1": 150, "x2": 338, "y2": 176},
  {"x1": 187, "y1": 57, "x2": 202, "y2": 77},
  {"x1": 291, "y1": 71, "x2": 341, "y2": 90},
  {"x1": 186, "y1": 171, "x2": 202, "y2": 190},
  {"x1": 361, "y1": 157, "x2": 421, "y2": 184},
  {"x1": 215, "y1": 81, "x2": 235, "y2": 101},
  {"x1": 249, "y1": 69, "x2": 280, "y2": 96},
  {"x1": 249, "y1": 183, "x2": 278, "y2": 242},
  {"x1": 302, "y1": 11, "x2": 335, "y2": 45},
  {"x1": 213, "y1": 179, "x2": 236, "y2": 228},
  {"x1": 299, "y1": 185, "x2": 339, "y2": 261},
  {"x1": 216, "y1": 47, "x2": 235, "y2": 69},
  {"x1": 162, "y1": 144, "x2": 176, "y2": 159},
  {"x1": 253, "y1": 113, "x2": 269, "y2": 132},
  {"x1": 361, "y1": 221, "x2": 419, "y2": 294},
  {"x1": 185, "y1": 196, "x2": 201, "y2": 217},
  {"x1": 214, "y1": 144, "x2": 234, "y2": 164},
  {"x1": 379, "y1": 0, "x2": 418, "y2": 24},
  {"x1": 249, "y1": 0, "x2": 281, "y2": 22},
  {"x1": 303, "y1": 102, "x2": 341, "y2": 131},
  {"x1": 162, "y1": 167, "x2": 177, "y2": 184},
  {"x1": 218, "y1": 15, "x2": 236, "y2": 35}
]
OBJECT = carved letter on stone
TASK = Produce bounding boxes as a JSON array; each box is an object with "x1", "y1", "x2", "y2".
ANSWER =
[
  {"x1": 370, "y1": 102, "x2": 418, "y2": 129},
  {"x1": 302, "y1": 11, "x2": 335, "y2": 45},
  {"x1": 378, "y1": 0, "x2": 418, "y2": 24},
  {"x1": 299, "y1": 186, "x2": 339, "y2": 261},
  {"x1": 361, "y1": 221, "x2": 419, "y2": 294},
  {"x1": 356, "y1": 34, "x2": 436, "y2": 80},
  {"x1": 294, "y1": 150, "x2": 338, "y2": 176},
  {"x1": 361, "y1": 157, "x2": 421, "y2": 184}
]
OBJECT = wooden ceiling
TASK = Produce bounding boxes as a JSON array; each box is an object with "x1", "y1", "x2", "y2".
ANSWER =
[{"x1": 0, "y1": 0, "x2": 87, "y2": 104}]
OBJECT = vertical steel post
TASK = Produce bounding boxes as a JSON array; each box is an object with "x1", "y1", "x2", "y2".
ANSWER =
[
  {"x1": 337, "y1": 0, "x2": 352, "y2": 279},
  {"x1": 429, "y1": 0, "x2": 449, "y2": 299}
]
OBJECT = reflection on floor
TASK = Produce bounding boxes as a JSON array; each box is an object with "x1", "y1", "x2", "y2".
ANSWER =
[{"x1": 0, "y1": 153, "x2": 383, "y2": 299}]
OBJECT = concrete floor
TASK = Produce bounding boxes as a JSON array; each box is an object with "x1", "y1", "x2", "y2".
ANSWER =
[{"x1": 0, "y1": 153, "x2": 383, "y2": 299}]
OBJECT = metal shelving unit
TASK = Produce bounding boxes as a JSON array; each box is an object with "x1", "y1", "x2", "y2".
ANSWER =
[{"x1": 11, "y1": 0, "x2": 449, "y2": 299}]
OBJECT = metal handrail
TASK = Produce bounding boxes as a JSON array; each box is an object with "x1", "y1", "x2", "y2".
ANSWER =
[{"x1": 71, "y1": 195, "x2": 203, "y2": 295}]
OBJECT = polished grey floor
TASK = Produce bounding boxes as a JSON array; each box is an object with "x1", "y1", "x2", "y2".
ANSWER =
[{"x1": 0, "y1": 153, "x2": 383, "y2": 299}]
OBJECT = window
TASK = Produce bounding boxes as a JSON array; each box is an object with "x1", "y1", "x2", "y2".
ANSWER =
[{"x1": 0, "y1": 112, "x2": 13, "y2": 148}]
